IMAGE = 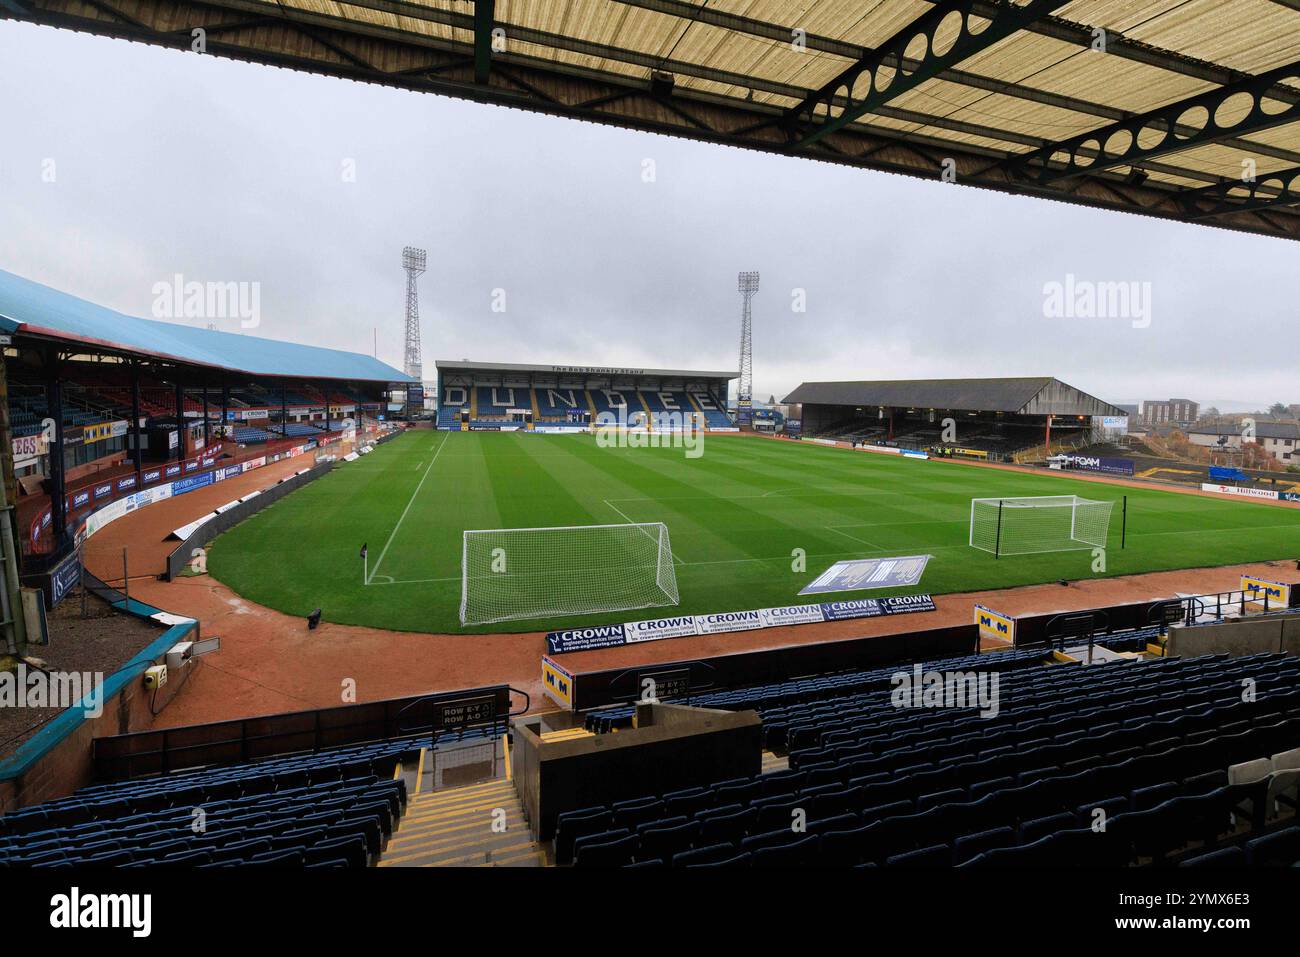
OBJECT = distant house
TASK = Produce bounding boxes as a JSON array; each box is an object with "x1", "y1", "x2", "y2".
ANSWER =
[{"x1": 1187, "y1": 421, "x2": 1300, "y2": 462}]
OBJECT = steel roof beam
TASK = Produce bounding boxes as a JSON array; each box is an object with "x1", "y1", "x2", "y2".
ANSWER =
[
  {"x1": 1181, "y1": 165, "x2": 1300, "y2": 219},
  {"x1": 1011, "y1": 60, "x2": 1300, "y2": 184},
  {"x1": 787, "y1": 0, "x2": 1070, "y2": 148},
  {"x1": 474, "y1": 0, "x2": 494, "y2": 85},
  {"x1": 611, "y1": 0, "x2": 1300, "y2": 165}
]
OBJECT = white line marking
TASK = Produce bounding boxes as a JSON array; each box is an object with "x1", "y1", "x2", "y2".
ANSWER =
[
  {"x1": 603, "y1": 498, "x2": 686, "y2": 565},
  {"x1": 366, "y1": 433, "x2": 449, "y2": 584},
  {"x1": 824, "y1": 525, "x2": 881, "y2": 550}
]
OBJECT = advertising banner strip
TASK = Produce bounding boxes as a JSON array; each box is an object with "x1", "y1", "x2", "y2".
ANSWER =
[
  {"x1": 544, "y1": 594, "x2": 937, "y2": 654},
  {"x1": 1201, "y1": 483, "x2": 1279, "y2": 500},
  {"x1": 1062, "y1": 454, "x2": 1135, "y2": 475}
]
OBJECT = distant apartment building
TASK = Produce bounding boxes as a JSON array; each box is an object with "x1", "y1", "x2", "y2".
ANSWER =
[{"x1": 1141, "y1": 398, "x2": 1198, "y2": 427}]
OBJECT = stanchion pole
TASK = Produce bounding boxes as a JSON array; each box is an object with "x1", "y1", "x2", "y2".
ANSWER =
[{"x1": 994, "y1": 500, "x2": 1004, "y2": 559}]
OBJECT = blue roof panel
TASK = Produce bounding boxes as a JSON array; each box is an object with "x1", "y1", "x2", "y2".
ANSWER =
[{"x1": 0, "y1": 269, "x2": 413, "y2": 383}]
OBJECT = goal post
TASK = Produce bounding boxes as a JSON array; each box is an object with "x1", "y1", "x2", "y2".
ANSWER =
[
  {"x1": 969, "y1": 495, "x2": 1115, "y2": 557},
  {"x1": 459, "y1": 522, "x2": 680, "y2": 626}
]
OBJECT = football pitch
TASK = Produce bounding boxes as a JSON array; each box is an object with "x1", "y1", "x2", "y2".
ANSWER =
[{"x1": 206, "y1": 430, "x2": 1300, "y2": 634}]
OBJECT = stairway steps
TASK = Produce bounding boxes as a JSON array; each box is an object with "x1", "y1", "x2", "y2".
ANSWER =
[{"x1": 379, "y1": 775, "x2": 544, "y2": 867}]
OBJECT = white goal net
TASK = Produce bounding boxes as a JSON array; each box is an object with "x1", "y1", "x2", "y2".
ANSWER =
[
  {"x1": 969, "y1": 495, "x2": 1115, "y2": 557},
  {"x1": 460, "y1": 522, "x2": 680, "y2": 626}
]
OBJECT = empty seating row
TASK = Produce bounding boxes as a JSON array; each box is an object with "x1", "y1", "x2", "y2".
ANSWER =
[
  {"x1": 583, "y1": 648, "x2": 1052, "y2": 735},
  {"x1": 0, "y1": 735, "x2": 424, "y2": 839},
  {"x1": 556, "y1": 655, "x2": 1300, "y2": 867},
  {"x1": 0, "y1": 776, "x2": 405, "y2": 867}
]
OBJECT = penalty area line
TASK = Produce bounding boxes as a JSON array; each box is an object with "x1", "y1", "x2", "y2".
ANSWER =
[
  {"x1": 604, "y1": 498, "x2": 686, "y2": 565},
  {"x1": 365, "y1": 432, "x2": 449, "y2": 585}
]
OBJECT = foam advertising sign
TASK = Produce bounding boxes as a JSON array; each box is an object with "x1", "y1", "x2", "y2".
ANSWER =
[
  {"x1": 800, "y1": 555, "x2": 932, "y2": 596},
  {"x1": 1063, "y1": 455, "x2": 1135, "y2": 476},
  {"x1": 695, "y1": 610, "x2": 766, "y2": 634},
  {"x1": 819, "y1": 598, "x2": 886, "y2": 621},
  {"x1": 975, "y1": 603, "x2": 1015, "y2": 642},
  {"x1": 541, "y1": 656, "x2": 574, "y2": 709},
  {"x1": 1202, "y1": 483, "x2": 1278, "y2": 500},
  {"x1": 1241, "y1": 576, "x2": 1291, "y2": 608},
  {"x1": 880, "y1": 594, "x2": 937, "y2": 615},
  {"x1": 759, "y1": 604, "x2": 827, "y2": 627},
  {"x1": 545, "y1": 623, "x2": 628, "y2": 655},
  {"x1": 172, "y1": 473, "x2": 215, "y2": 496},
  {"x1": 623, "y1": 616, "x2": 698, "y2": 643}
]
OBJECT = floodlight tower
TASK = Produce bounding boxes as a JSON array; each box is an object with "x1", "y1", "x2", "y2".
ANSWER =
[
  {"x1": 736, "y1": 271, "x2": 759, "y2": 426},
  {"x1": 402, "y1": 246, "x2": 426, "y2": 383}
]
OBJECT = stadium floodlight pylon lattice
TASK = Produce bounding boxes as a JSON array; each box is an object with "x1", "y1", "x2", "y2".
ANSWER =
[
  {"x1": 460, "y1": 522, "x2": 680, "y2": 626},
  {"x1": 969, "y1": 495, "x2": 1115, "y2": 558}
]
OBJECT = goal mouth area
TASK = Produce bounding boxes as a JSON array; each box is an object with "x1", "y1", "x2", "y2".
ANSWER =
[
  {"x1": 969, "y1": 495, "x2": 1116, "y2": 557},
  {"x1": 459, "y1": 521, "x2": 680, "y2": 627}
]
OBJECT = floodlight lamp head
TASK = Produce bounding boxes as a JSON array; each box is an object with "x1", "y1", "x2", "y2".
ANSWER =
[
  {"x1": 738, "y1": 271, "x2": 760, "y2": 293},
  {"x1": 402, "y1": 247, "x2": 427, "y2": 273}
]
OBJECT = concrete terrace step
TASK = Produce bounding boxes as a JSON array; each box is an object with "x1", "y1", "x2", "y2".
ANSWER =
[{"x1": 380, "y1": 776, "x2": 546, "y2": 867}]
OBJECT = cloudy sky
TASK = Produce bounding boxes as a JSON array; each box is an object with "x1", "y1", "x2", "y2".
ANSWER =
[{"x1": 1, "y1": 21, "x2": 1296, "y2": 411}]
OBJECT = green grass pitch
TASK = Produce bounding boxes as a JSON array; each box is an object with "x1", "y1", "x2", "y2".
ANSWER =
[{"x1": 206, "y1": 430, "x2": 1300, "y2": 634}]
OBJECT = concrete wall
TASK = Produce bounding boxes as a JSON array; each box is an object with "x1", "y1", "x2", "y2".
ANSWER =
[
  {"x1": 512, "y1": 703, "x2": 761, "y2": 841},
  {"x1": 1167, "y1": 612, "x2": 1300, "y2": 658}
]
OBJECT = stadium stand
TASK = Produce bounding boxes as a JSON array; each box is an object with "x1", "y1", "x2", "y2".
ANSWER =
[
  {"x1": 0, "y1": 737, "x2": 420, "y2": 867},
  {"x1": 233, "y1": 426, "x2": 273, "y2": 444},
  {"x1": 271, "y1": 422, "x2": 326, "y2": 439},
  {"x1": 788, "y1": 378, "x2": 1124, "y2": 459},
  {"x1": 553, "y1": 652, "x2": 1300, "y2": 867},
  {"x1": 435, "y1": 362, "x2": 736, "y2": 432},
  {"x1": 534, "y1": 386, "x2": 589, "y2": 422}
]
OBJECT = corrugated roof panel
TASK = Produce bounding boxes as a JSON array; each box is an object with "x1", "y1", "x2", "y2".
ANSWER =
[
  {"x1": 10, "y1": 0, "x2": 1300, "y2": 239},
  {"x1": 0, "y1": 270, "x2": 412, "y2": 383},
  {"x1": 1119, "y1": 0, "x2": 1300, "y2": 74},
  {"x1": 784, "y1": 377, "x2": 1056, "y2": 413}
]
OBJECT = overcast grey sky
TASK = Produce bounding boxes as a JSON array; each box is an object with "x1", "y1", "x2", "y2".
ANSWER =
[{"x1": 1, "y1": 21, "x2": 1296, "y2": 410}]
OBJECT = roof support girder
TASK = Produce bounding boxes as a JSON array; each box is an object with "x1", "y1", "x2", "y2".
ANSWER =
[
  {"x1": 1182, "y1": 164, "x2": 1300, "y2": 219},
  {"x1": 473, "y1": 0, "x2": 494, "y2": 85},
  {"x1": 785, "y1": 0, "x2": 1071, "y2": 147},
  {"x1": 1014, "y1": 60, "x2": 1300, "y2": 184}
]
